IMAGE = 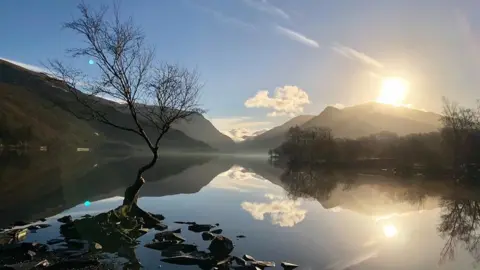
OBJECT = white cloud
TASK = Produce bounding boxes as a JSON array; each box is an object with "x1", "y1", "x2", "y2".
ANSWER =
[
  {"x1": 332, "y1": 103, "x2": 345, "y2": 109},
  {"x1": 188, "y1": 1, "x2": 255, "y2": 31},
  {"x1": 331, "y1": 43, "x2": 384, "y2": 68},
  {"x1": 223, "y1": 128, "x2": 268, "y2": 142},
  {"x1": 242, "y1": 0, "x2": 289, "y2": 20},
  {"x1": 241, "y1": 199, "x2": 307, "y2": 227},
  {"x1": 276, "y1": 26, "x2": 319, "y2": 48},
  {"x1": 245, "y1": 85, "x2": 310, "y2": 117},
  {"x1": 208, "y1": 116, "x2": 272, "y2": 140}
]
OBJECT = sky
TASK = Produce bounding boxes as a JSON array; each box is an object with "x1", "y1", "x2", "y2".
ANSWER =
[{"x1": 2, "y1": 0, "x2": 480, "y2": 140}]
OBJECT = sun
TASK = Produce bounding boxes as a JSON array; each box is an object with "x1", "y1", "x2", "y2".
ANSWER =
[
  {"x1": 376, "y1": 77, "x2": 409, "y2": 106},
  {"x1": 383, "y1": 225, "x2": 398, "y2": 238}
]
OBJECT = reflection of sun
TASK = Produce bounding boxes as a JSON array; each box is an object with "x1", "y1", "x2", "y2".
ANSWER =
[
  {"x1": 376, "y1": 77, "x2": 409, "y2": 106},
  {"x1": 383, "y1": 225, "x2": 398, "y2": 238}
]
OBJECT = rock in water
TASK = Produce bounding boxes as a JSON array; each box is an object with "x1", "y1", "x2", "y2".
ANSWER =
[
  {"x1": 161, "y1": 255, "x2": 207, "y2": 265},
  {"x1": 233, "y1": 256, "x2": 247, "y2": 266},
  {"x1": 35, "y1": 259, "x2": 49, "y2": 267},
  {"x1": 154, "y1": 231, "x2": 186, "y2": 242},
  {"x1": 210, "y1": 229, "x2": 223, "y2": 234},
  {"x1": 145, "y1": 241, "x2": 179, "y2": 251},
  {"x1": 47, "y1": 239, "x2": 63, "y2": 245},
  {"x1": 236, "y1": 235, "x2": 246, "y2": 238},
  {"x1": 171, "y1": 228, "x2": 181, "y2": 233},
  {"x1": 155, "y1": 223, "x2": 168, "y2": 231},
  {"x1": 281, "y1": 262, "x2": 299, "y2": 269},
  {"x1": 188, "y1": 224, "x2": 214, "y2": 233},
  {"x1": 243, "y1": 254, "x2": 256, "y2": 261},
  {"x1": 201, "y1": 232, "x2": 215, "y2": 241},
  {"x1": 208, "y1": 236, "x2": 234, "y2": 258},
  {"x1": 57, "y1": 215, "x2": 73, "y2": 224},
  {"x1": 252, "y1": 260, "x2": 275, "y2": 268}
]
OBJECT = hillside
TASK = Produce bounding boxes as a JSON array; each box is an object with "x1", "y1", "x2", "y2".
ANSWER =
[
  {"x1": 0, "y1": 59, "x2": 230, "y2": 151},
  {"x1": 237, "y1": 103, "x2": 441, "y2": 153},
  {"x1": 236, "y1": 115, "x2": 314, "y2": 152}
]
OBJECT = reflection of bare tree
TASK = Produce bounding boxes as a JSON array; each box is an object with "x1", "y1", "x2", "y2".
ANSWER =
[
  {"x1": 438, "y1": 199, "x2": 480, "y2": 264},
  {"x1": 280, "y1": 166, "x2": 339, "y2": 201}
]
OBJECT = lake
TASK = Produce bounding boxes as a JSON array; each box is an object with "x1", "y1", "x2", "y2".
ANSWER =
[{"x1": 1, "y1": 152, "x2": 480, "y2": 269}]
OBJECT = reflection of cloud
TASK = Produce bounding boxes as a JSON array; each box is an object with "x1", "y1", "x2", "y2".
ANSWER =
[
  {"x1": 241, "y1": 197, "x2": 307, "y2": 227},
  {"x1": 219, "y1": 165, "x2": 267, "y2": 181},
  {"x1": 210, "y1": 166, "x2": 269, "y2": 192},
  {"x1": 276, "y1": 26, "x2": 319, "y2": 48},
  {"x1": 245, "y1": 85, "x2": 310, "y2": 117}
]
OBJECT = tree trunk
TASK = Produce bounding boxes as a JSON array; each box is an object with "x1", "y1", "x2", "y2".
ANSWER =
[{"x1": 123, "y1": 150, "x2": 158, "y2": 206}]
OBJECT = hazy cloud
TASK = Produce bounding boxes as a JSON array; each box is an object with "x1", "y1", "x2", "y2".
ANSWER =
[
  {"x1": 189, "y1": 2, "x2": 255, "y2": 31},
  {"x1": 245, "y1": 85, "x2": 310, "y2": 117},
  {"x1": 208, "y1": 116, "x2": 272, "y2": 140},
  {"x1": 276, "y1": 26, "x2": 319, "y2": 48},
  {"x1": 223, "y1": 128, "x2": 268, "y2": 142},
  {"x1": 242, "y1": 0, "x2": 289, "y2": 20},
  {"x1": 332, "y1": 103, "x2": 345, "y2": 109},
  {"x1": 241, "y1": 199, "x2": 307, "y2": 227},
  {"x1": 331, "y1": 43, "x2": 383, "y2": 68}
]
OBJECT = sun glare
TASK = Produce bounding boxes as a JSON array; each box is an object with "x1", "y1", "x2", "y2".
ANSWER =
[
  {"x1": 376, "y1": 77, "x2": 409, "y2": 106},
  {"x1": 383, "y1": 225, "x2": 398, "y2": 238}
]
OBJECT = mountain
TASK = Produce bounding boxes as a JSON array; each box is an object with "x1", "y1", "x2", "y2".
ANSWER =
[
  {"x1": 304, "y1": 102, "x2": 441, "y2": 137},
  {"x1": 171, "y1": 114, "x2": 235, "y2": 150},
  {"x1": 0, "y1": 59, "x2": 232, "y2": 151},
  {"x1": 236, "y1": 103, "x2": 442, "y2": 153},
  {"x1": 235, "y1": 115, "x2": 314, "y2": 152}
]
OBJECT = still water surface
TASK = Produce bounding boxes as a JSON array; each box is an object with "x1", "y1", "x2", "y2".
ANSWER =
[{"x1": 1, "y1": 153, "x2": 479, "y2": 269}]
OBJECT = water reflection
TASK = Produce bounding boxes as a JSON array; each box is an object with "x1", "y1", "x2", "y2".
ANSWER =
[{"x1": 3, "y1": 153, "x2": 480, "y2": 268}]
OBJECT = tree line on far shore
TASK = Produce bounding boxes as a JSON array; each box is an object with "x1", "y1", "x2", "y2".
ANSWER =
[{"x1": 270, "y1": 98, "x2": 480, "y2": 176}]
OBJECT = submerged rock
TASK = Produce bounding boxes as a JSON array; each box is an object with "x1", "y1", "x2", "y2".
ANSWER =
[
  {"x1": 37, "y1": 224, "x2": 51, "y2": 229},
  {"x1": 145, "y1": 241, "x2": 179, "y2": 251},
  {"x1": 57, "y1": 215, "x2": 73, "y2": 224},
  {"x1": 188, "y1": 224, "x2": 215, "y2": 233},
  {"x1": 208, "y1": 236, "x2": 234, "y2": 258},
  {"x1": 174, "y1": 221, "x2": 196, "y2": 225},
  {"x1": 201, "y1": 232, "x2": 215, "y2": 241},
  {"x1": 236, "y1": 235, "x2": 246, "y2": 238},
  {"x1": 46, "y1": 258, "x2": 99, "y2": 269},
  {"x1": 46, "y1": 239, "x2": 63, "y2": 245},
  {"x1": 281, "y1": 261, "x2": 299, "y2": 269},
  {"x1": 210, "y1": 229, "x2": 223, "y2": 234},
  {"x1": 161, "y1": 254, "x2": 208, "y2": 266}
]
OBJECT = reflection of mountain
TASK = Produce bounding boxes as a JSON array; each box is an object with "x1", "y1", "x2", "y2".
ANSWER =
[{"x1": 0, "y1": 153, "x2": 232, "y2": 227}]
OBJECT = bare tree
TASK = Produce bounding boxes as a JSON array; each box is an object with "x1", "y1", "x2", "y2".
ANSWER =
[{"x1": 46, "y1": 2, "x2": 204, "y2": 208}]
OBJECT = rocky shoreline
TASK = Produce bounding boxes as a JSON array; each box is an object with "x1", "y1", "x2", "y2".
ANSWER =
[{"x1": 0, "y1": 209, "x2": 298, "y2": 270}]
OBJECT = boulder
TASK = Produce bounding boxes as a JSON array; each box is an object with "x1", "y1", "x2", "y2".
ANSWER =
[
  {"x1": 57, "y1": 215, "x2": 73, "y2": 224},
  {"x1": 210, "y1": 229, "x2": 223, "y2": 234},
  {"x1": 155, "y1": 223, "x2": 168, "y2": 231},
  {"x1": 208, "y1": 236, "x2": 234, "y2": 258},
  {"x1": 12, "y1": 221, "x2": 29, "y2": 227},
  {"x1": 201, "y1": 232, "x2": 215, "y2": 241},
  {"x1": 154, "y1": 231, "x2": 185, "y2": 242},
  {"x1": 188, "y1": 224, "x2": 215, "y2": 233},
  {"x1": 233, "y1": 256, "x2": 247, "y2": 266}
]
